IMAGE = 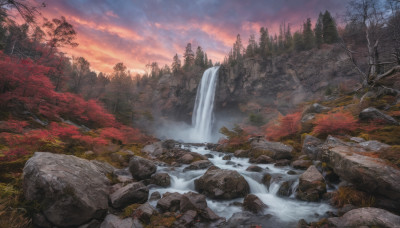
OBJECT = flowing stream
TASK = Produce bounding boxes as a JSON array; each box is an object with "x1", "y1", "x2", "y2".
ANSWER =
[
  {"x1": 149, "y1": 145, "x2": 334, "y2": 227},
  {"x1": 190, "y1": 66, "x2": 220, "y2": 143}
]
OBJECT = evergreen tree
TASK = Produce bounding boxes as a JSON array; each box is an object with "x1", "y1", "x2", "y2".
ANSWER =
[
  {"x1": 303, "y1": 18, "x2": 315, "y2": 50},
  {"x1": 183, "y1": 43, "x2": 194, "y2": 70},
  {"x1": 194, "y1": 46, "x2": 205, "y2": 68},
  {"x1": 284, "y1": 24, "x2": 293, "y2": 51},
  {"x1": 315, "y1": 13, "x2": 324, "y2": 48},
  {"x1": 204, "y1": 53, "x2": 208, "y2": 68},
  {"x1": 246, "y1": 34, "x2": 258, "y2": 58},
  {"x1": 233, "y1": 34, "x2": 243, "y2": 61},
  {"x1": 171, "y1": 53, "x2": 181, "y2": 74},
  {"x1": 293, "y1": 31, "x2": 304, "y2": 51},
  {"x1": 259, "y1": 27, "x2": 270, "y2": 56},
  {"x1": 322, "y1": 10, "x2": 339, "y2": 44}
]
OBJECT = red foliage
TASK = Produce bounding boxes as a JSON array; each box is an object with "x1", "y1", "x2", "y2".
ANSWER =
[
  {"x1": 266, "y1": 112, "x2": 302, "y2": 140},
  {"x1": 0, "y1": 119, "x2": 28, "y2": 133},
  {"x1": 312, "y1": 111, "x2": 358, "y2": 135}
]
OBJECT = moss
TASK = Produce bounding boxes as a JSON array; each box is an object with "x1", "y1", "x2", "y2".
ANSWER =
[
  {"x1": 331, "y1": 186, "x2": 375, "y2": 208},
  {"x1": 146, "y1": 213, "x2": 178, "y2": 228},
  {"x1": 364, "y1": 126, "x2": 400, "y2": 145},
  {"x1": 106, "y1": 173, "x2": 120, "y2": 185},
  {"x1": 120, "y1": 203, "x2": 142, "y2": 218},
  {"x1": 379, "y1": 146, "x2": 400, "y2": 168}
]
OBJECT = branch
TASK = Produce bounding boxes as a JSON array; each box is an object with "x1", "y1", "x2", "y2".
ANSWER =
[
  {"x1": 375, "y1": 66, "x2": 400, "y2": 81},
  {"x1": 340, "y1": 41, "x2": 368, "y2": 83}
]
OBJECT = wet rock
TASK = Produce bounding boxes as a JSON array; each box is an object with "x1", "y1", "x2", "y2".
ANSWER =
[
  {"x1": 226, "y1": 161, "x2": 236, "y2": 165},
  {"x1": 243, "y1": 194, "x2": 267, "y2": 214},
  {"x1": 183, "y1": 160, "x2": 212, "y2": 171},
  {"x1": 249, "y1": 155, "x2": 274, "y2": 164},
  {"x1": 179, "y1": 154, "x2": 194, "y2": 164},
  {"x1": 206, "y1": 143, "x2": 218, "y2": 150},
  {"x1": 246, "y1": 165, "x2": 263, "y2": 172},
  {"x1": 151, "y1": 173, "x2": 171, "y2": 187},
  {"x1": 175, "y1": 210, "x2": 197, "y2": 227},
  {"x1": 287, "y1": 170, "x2": 297, "y2": 175},
  {"x1": 23, "y1": 152, "x2": 109, "y2": 227},
  {"x1": 135, "y1": 203, "x2": 157, "y2": 223},
  {"x1": 129, "y1": 156, "x2": 157, "y2": 180},
  {"x1": 156, "y1": 192, "x2": 182, "y2": 212},
  {"x1": 194, "y1": 167, "x2": 250, "y2": 199},
  {"x1": 274, "y1": 159, "x2": 291, "y2": 167},
  {"x1": 149, "y1": 191, "x2": 161, "y2": 201},
  {"x1": 296, "y1": 165, "x2": 326, "y2": 201},
  {"x1": 359, "y1": 107, "x2": 399, "y2": 125},
  {"x1": 110, "y1": 182, "x2": 149, "y2": 209},
  {"x1": 225, "y1": 211, "x2": 273, "y2": 228},
  {"x1": 301, "y1": 135, "x2": 323, "y2": 160},
  {"x1": 234, "y1": 149, "x2": 250, "y2": 157},
  {"x1": 328, "y1": 207, "x2": 400, "y2": 227},
  {"x1": 249, "y1": 138, "x2": 293, "y2": 160},
  {"x1": 204, "y1": 153, "x2": 214, "y2": 158},
  {"x1": 291, "y1": 159, "x2": 312, "y2": 170},
  {"x1": 113, "y1": 169, "x2": 133, "y2": 183},
  {"x1": 222, "y1": 155, "x2": 232, "y2": 160},
  {"x1": 277, "y1": 181, "x2": 293, "y2": 197},
  {"x1": 261, "y1": 173, "x2": 272, "y2": 189},
  {"x1": 100, "y1": 214, "x2": 134, "y2": 228}
]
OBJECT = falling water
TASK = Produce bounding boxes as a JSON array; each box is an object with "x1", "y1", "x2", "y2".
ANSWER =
[{"x1": 190, "y1": 66, "x2": 220, "y2": 142}]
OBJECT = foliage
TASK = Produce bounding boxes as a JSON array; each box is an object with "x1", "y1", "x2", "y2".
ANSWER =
[
  {"x1": 219, "y1": 125, "x2": 251, "y2": 152},
  {"x1": 312, "y1": 111, "x2": 358, "y2": 135},
  {"x1": 266, "y1": 112, "x2": 302, "y2": 141},
  {"x1": 379, "y1": 146, "x2": 400, "y2": 168},
  {"x1": 331, "y1": 186, "x2": 375, "y2": 208},
  {"x1": 248, "y1": 113, "x2": 264, "y2": 126}
]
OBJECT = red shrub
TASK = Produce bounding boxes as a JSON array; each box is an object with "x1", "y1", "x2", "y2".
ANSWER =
[
  {"x1": 312, "y1": 111, "x2": 358, "y2": 135},
  {"x1": 266, "y1": 112, "x2": 302, "y2": 140},
  {"x1": 0, "y1": 119, "x2": 28, "y2": 133}
]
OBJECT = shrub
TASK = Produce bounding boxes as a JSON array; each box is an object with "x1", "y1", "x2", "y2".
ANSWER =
[
  {"x1": 218, "y1": 125, "x2": 251, "y2": 152},
  {"x1": 331, "y1": 186, "x2": 375, "y2": 208},
  {"x1": 312, "y1": 111, "x2": 358, "y2": 135},
  {"x1": 266, "y1": 112, "x2": 302, "y2": 140}
]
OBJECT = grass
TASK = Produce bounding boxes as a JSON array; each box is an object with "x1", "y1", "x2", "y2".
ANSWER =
[{"x1": 331, "y1": 186, "x2": 375, "y2": 208}]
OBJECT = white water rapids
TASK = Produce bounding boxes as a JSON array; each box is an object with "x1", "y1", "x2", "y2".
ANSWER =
[{"x1": 148, "y1": 145, "x2": 334, "y2": 227}]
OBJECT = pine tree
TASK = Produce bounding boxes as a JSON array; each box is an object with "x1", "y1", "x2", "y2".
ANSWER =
[
  {"x1": 322, "y1": 10, "x2": 339, "y2": 44},
  {"x1": 284, "y1": 24, "x2": 293, "y2": 51},
  {"x1": 293, "y1": 31, "x2": 304, "y2": 51},
  {"x1": 259, "y1": 27, "x2": 270, "y2": 57},
  {"x1": 315, "y1": 13, "x2": 323, "y2": 48},
  {"x1": 194, "y1": 46, "x2": 205, "y2": 68},
  {"x1": 233, "y1": 34, "x2": 243, "y2": 61},
  {"x1": 183, "y1": 43, "x2": 194, "y2": 70},
  {"x1": 303, "y1": 18, "x2": 315, "y2": 50},
  {"x1": 171, "y1": 53, "x2": 181, "y2": 74},
  {"x1": 246, "y1": 34, "x2": 258, "y2": 58}
]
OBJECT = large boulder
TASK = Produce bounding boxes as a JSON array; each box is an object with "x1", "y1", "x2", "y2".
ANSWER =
[
  {"x1": 110, "y1": 182, "x2": 149, "y2": 209},
  {"x1": 291, "y1": 159, "x2": 312, "y2": 170},
  {"x1": 183, "y1": 160, "x2": 213, "y2": 171},
  {"x1": 128, "y1": 156, "x2": 157, "y2": 180},
  {"x1": 249, "y1": 155, "x2": 274, "y2": 164},
  {"x1": 296, "y1": 165, "x2": 326, "y2": 201},
  {"x1": 321, "y1": 145, "x2": 400, "y2": 210},
  {"x1": 249, "y1": 138, "x2": 293, "y2": 160},
  {"x1": 359, "y1": 107, "x2": 399, "y2": 125},
  {"x1": 328, "y1": 207, "x2": 400, "y2": 227},
  {"x1": 194, "y1": 167, "x2": 250, "y2": 199},
  {"x1": 301, "y1": 135, "x2": 323, "y2": 160},
  {"x1": 150, "y1": 172, "x2": 171, "y2": 187},
  {"x1": 243, "y1": 194, "x2": 267, "y2": 214},
  {"x1": 141, "y1": 141, "x2": 163, "y2": 157},
  {"x1": 23, "y1": 152, "x2": 110, "y2": 227}
]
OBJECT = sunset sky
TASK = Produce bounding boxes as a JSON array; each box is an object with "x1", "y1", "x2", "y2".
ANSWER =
[{"x1": 39, "y1": 0, "x2": 346, "y2": 74}]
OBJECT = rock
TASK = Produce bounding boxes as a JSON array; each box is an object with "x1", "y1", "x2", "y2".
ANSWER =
[
  {"x1": 246, "y1": 165, "x2": 263, "y2": 172},
  {"x1": 204, "y1": 153, "x2": 214, "y2": 158},
  {"x1": 274, "y1": 159, "x2": 290, "y2": 167},
  {"x1": 328, "y1": 207, "x2": 400, "y2": 227},
  {"x1": 303, "y1": 103, "x2": 331, "y2": 114},
  {"x1": 141, "y1": 141, "x2": 163, "y2": 157},
  {"x1": 350, "y1": 137, "x2": 366, "y2": 143},
  {"x1": 359, "y1": 107, "x2": 399, "y2": 125},
  {"x1": 179, "y1": 154, "x2": 194, "y2": 164},
  {"x1": 156, "y1": 192, "x2": 183, "y2": 212},
  {"x1": 149, "y1": 191, "x2": 161, "y2": 201},
  {"x1": 249, "y1": 138, "x2": 293, "y2": 160},
  {"x1": 359, "y1": 140, "x2": 390, "y2": 152},
  {"x1": 113, "y1": 169, "x2": 133, "y2": 183},
  {"x1": 23, "y1": 152, "x2": 109, "y2": 227},
  {"x1": 79, "y1": 219, "x2": 101, "y2": 228},
  {"x1": 234, "y1": 149, "x2": 250, "y2": 157},
  {"x1": 110, "y1": 153, "x2": 125, "y2": 163},
  {"x1": 129, "y1": 156, "x2": 157, "y2": 180},
  {"x1": 84, "y1": 150, "x2": 95, "y2": 156},
  {"x1": 249, "y1": 155, "x2": 274, "y2": 164},
  {"x1": 32, "y1": 213, "x2": 52, "y2": 228},
  {"x1": 222, "y1": 155, "x2": 232, "y2": 160},
  {"x1": 100, "y1": 214, "x2": 134, "y2": 228},
  {"x1": 183, "y1": 160, "x2": 213, "y2": 171},
  {"x1": 301, "y1": 135, "x2": 323, "y2": 160},
  {"x1": 110, "y1": 182, "x2": 149, "y2": 209},
  {"x1": 194, "y1": 168, "x2": 250, "y2": 199},
  {"x1": 291, "y1": 160, "x2": 312, "y2": 170},
  {"x1": 277, "y1": 181, "x2": 293, "y2": 197},
  {"x1": 243, "y1": 194, "x2": 267, "y2": 214},
  {"x1": 91, "y1": 160, "x2": 116, "y2": 175},
  {"x1": 337, "y1": 204, "x2": 357, "y2": 216},
  {"x1": 287, "y1": 170, "x2": 297, "y2": 175},
  {"x1": 175, "y1": 210, "x2": 197, "y2": 227},
  {"x1": 321, "y1": 145, "x2": 400, "y2": 210},
  {"x1": 225, "y1": 211, "x2": 274, "y2": 228},
  {"x1": 296, "y1": 165, "x2": 326, "y2": 201},
  {"x1": 151, "y1": 173, "x2": 171, "y2": 187},
  {"x1": 261, "y1": 174, "x2": 272, "y2": 189},
  {"x1": 135, "y1": 203, "x2": 157, "y2": 223}
]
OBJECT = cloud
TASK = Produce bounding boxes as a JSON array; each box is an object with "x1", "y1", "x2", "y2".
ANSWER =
[{"x1": 39, "y1": 0, "x2": 346, "y2": 73}]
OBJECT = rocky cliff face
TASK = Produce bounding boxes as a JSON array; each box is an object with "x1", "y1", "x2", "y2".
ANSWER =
[{"x1": 143, "y1": 45, "x2": 360, "y2": 126}]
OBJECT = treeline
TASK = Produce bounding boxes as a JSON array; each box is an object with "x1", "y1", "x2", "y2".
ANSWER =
[{"x1": 224, "y1": 10, "x2": 339, "y2": 65}]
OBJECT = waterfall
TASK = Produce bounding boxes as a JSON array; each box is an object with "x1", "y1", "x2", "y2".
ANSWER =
[{"x1": 190, "y1": 66, "x2": 220, "y2": 142}]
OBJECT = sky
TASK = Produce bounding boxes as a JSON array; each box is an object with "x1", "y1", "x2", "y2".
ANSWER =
[{"x1": 37, "y1": 0, "x2": 346, "y2": 74}]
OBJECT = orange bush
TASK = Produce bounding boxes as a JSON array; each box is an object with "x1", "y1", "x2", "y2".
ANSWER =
[
  {"x1": 312, "y1": 111, "x2": 358, "y2": 135},
  {"x1": 266, "y1": 112, "x2": 302, "y2": 140}
]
